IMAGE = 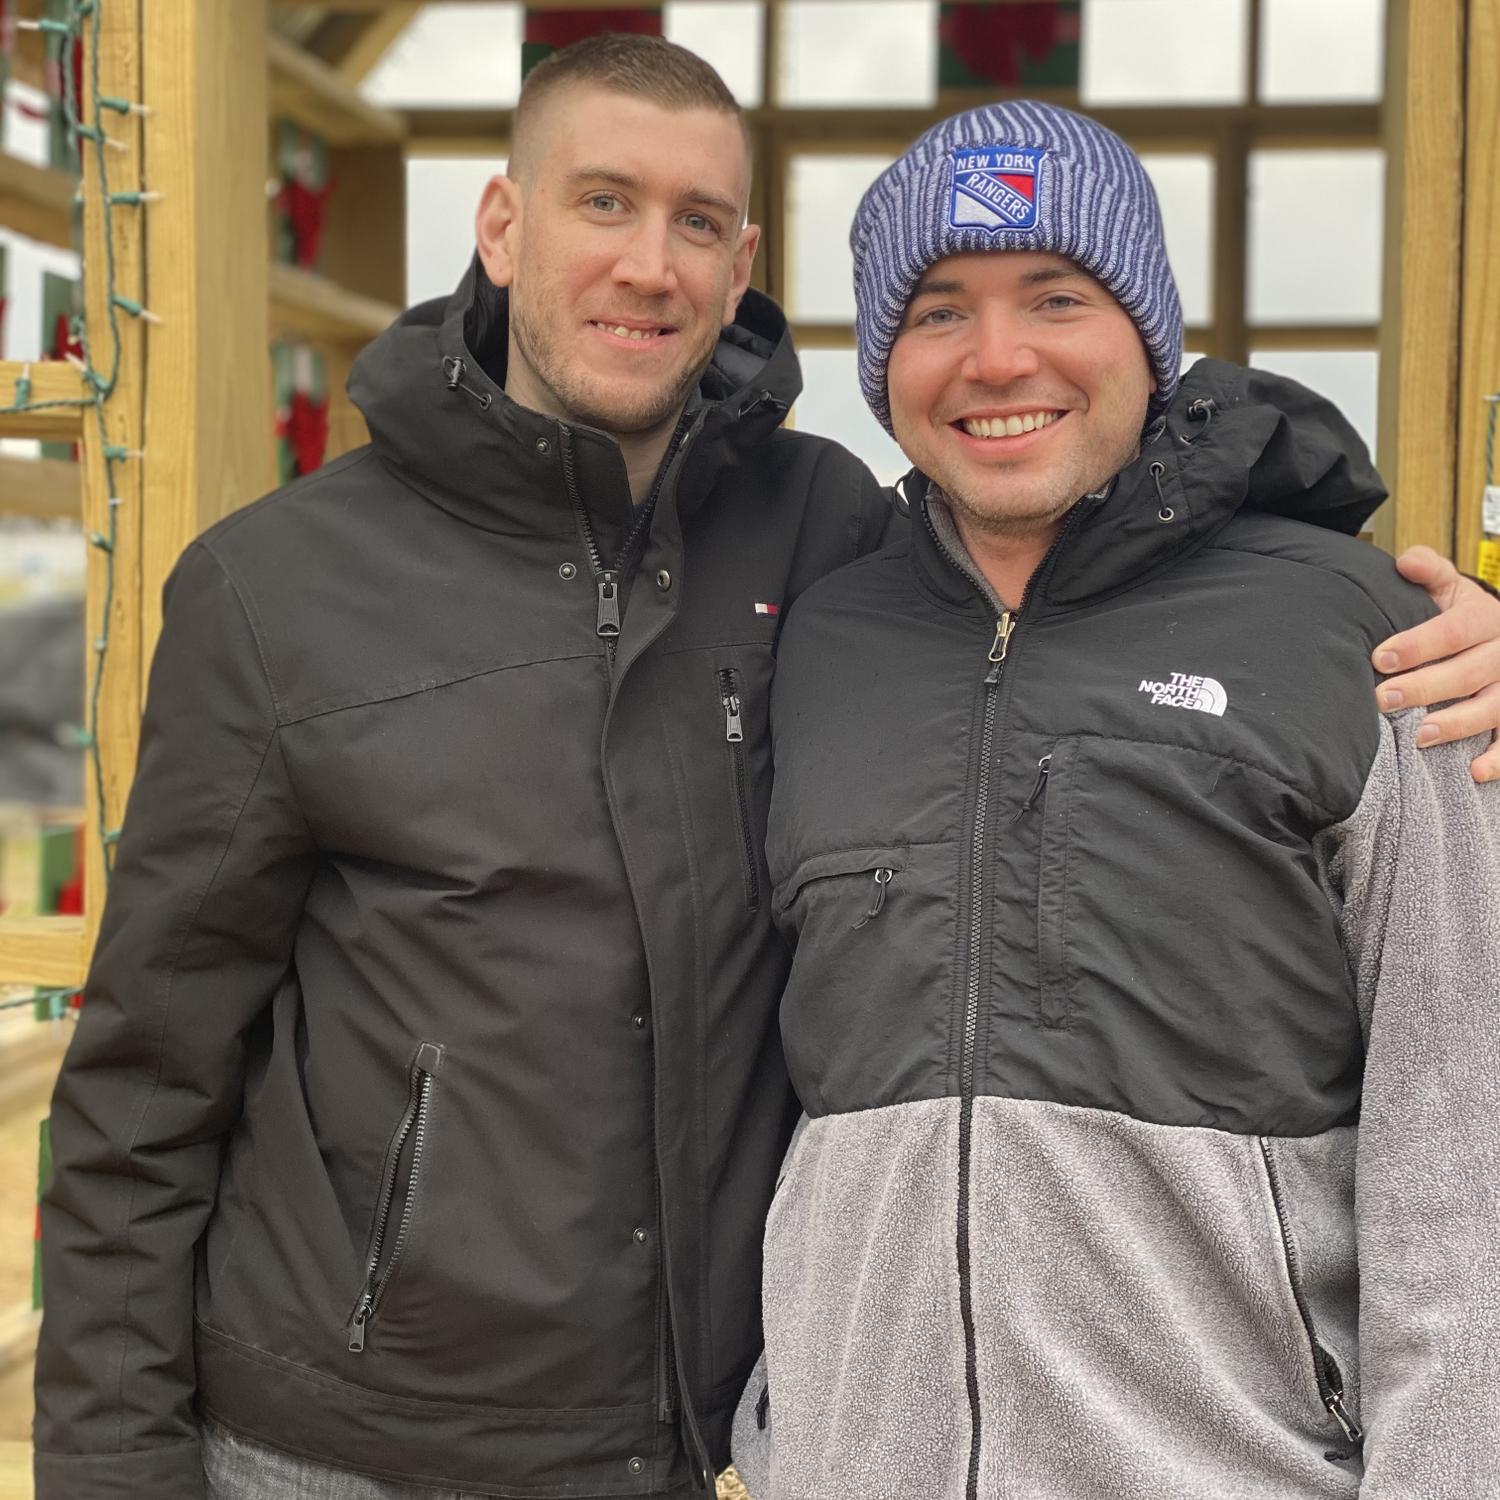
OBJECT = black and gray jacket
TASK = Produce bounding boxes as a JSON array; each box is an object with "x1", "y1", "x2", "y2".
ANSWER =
[
  {"x1": 732, "y1": 363, "x2": 1500, "y2": 1499},
  {"x1": 32, "y1": 261, "x2": 893, "y2": 1499}
]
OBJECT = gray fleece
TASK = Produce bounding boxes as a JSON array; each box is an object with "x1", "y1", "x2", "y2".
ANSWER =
[
  {"x1": 1317, "y1": 711, "x2": 1500, "y2": 1495},
  {"x1": 734, "y1": 714, "x2": 1500, "y2": 1498}
]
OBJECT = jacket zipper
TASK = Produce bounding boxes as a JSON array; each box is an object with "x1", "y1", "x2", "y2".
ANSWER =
[
  {"x1": 1259, "y1": 1139, "x2": 1364, "y2": 1449},
  {"x1": 923, "y1": 496, "x2": 1085, "y2": 1500},
  {"x1": 717, "y1": 667, "x2": 760, "y2": 909},
  {"x1": 558, "y1": 416, "x2": 691, "y2": 666},
  {"x1": 349, "y1": 1042, "x2": 443, "y2": 1353},
  {"x1": 955, "y1": 609, "x2": 1010, "y2": 1500}
]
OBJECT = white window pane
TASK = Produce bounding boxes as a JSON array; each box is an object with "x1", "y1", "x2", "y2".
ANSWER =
[
  {"x1": 362, "y1": 3, "x2": 523, "y2": 108},
  {"x1": 1139, "y1": 153, "x2": 1213, "y2": 328},
  {"x1": 1249, "y1": 150, "x2": 1384, "y2": 324},
  {"x1": 780, "y1": 1, "x2": 937, "y2": 107},
  {"x1": 788, "y1": 153, "x2": 896, "y2": 322},
  {"x1": 1082, "y1": 0, "x2": 1247, "y2": 104},
  {"x1": 1249, "y1": 349, "x2": 1379, "y2": 454},
  {"x1": 794, "y1": 349, "x2": 908, "y2": 486},
  {"x1": 1261, "y1": 0, "x2": 1384, "y2": 103},
  {"x1": 406, "y1": 157, "x2": 507, "y2": 308},
  {"x1": 0, "y1": 231, "x2": 81, "y2": 363},
  {"x1": 665, "y1": 2, "x2": 764, "y2": 107}
]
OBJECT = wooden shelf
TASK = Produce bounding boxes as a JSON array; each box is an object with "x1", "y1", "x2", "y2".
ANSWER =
[
  {"x1": 0, "y1": 455, "x2": 81, "y2": 520},
  {"x1": 0, "y1": 153, "x2": 76, "y2": 253},
  {"x1": 267, "y1": 33, "x2": 408, "y2": 147},
  {"x1": 0, "y1": 917, "x2": 86, "y2": 991},
  {"x1": 269, "y1": 261, "x2": 399, "y2": 343},
  {"x1": 0, "y1": 364, "x2": 87, "y2": 442}
]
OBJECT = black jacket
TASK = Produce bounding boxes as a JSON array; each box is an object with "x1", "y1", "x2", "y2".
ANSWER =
[
  {"x1": 33, "y1": 261, "x2": 890, "y2": 1500},
  {"x1": 732, "y1": 364, "x2": 1500, "y2": 1499}
]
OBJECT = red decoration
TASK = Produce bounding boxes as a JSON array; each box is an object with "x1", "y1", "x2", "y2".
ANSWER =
[
  {"x1": 289, "y1": 389, "x2": 330, "y2": 477},
  {"x1": 282, "y1": 174, "x2": 334, "y2": 270},
  {"x1": 938, "y1": 2, "x2": 1081, "y2": 89},
  {"x1": 525, "y1": 8, "x2": 662, "y2": 50}
]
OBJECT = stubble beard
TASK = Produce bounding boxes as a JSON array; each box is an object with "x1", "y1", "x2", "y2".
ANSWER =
[
  {"x1": 936, "y1": 425, "x2": 1143, "y2": 542},
  {"x1": 510, "y1": 291, "x2": 718, "y2": 436}
]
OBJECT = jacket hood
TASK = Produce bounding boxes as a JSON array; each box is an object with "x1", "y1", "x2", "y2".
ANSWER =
[
  {"x1": 912, "y1": 358, "x2": 1388, "y2": 613},
  {"x1": 348, "y1": 254, "x2": 802, "y2": 537}
]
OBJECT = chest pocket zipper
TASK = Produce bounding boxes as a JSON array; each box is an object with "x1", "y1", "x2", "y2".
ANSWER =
[
  {"x1": 718, "y1": 667, "x2": 760, "y2": 910},
  {"x1": 348, "y1": 1041, "x2": 444, "y2": 1353}
]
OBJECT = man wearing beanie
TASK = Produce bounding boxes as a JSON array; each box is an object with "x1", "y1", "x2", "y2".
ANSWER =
[{"x1": 731, "y1": 101, "x2": 1500, "y2": 1499}]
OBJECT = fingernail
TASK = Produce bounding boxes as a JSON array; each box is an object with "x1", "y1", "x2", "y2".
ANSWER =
[
  {"x1": 1378, "y1": 687, "x2": 1403, "y2": 711},
  {"x1": 1376, "y1": 651, "x2": 1400, "y2": 673},
  {"x1": 1416, "y1": 722, "x2": 1440, "y2": 745}
]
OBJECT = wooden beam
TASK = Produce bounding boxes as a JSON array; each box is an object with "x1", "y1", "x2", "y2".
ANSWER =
[
  {"x1": 405, "y1": 102, "x2": 1381, "y2": 156},
  {"x1": 269, "y1": 261, "x2": 400, "y2": 344},
  {"x1": 143, "y1": 0, "x2": 277, "y2": 692},
  {"x1": 0, "y1": 456, "x2": 82, "y2": 520},
  {"x1": 1456, "y1": 0, "x2": 1500, "y2": 574},
  {"x1": 0, "y1": 154, "x2": 77, "y2": 252},
  {"x1": 1245, "y1": 324, "x2": 1381, "y2": 352},
  {"x1": 0, "y1": 918, "x2": 86, "y2": 990},
  {"x1": 1375, "y1": 0, "x2": 1465, "y2": 556},
  {"x1": 1212, "y1": 123, "x2": 1249, "y2": 364},
  {"x1": 266, "y1": 32, "x2": 408, "y2": 146},
  {"x1": 0, "y1": 363, "x2": 87, "y2": 441},
  {"x1": 329, "y1": 7, "x2": 422, "y2": 86}
]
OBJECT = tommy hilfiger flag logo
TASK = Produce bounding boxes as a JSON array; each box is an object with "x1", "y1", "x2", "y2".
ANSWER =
[
  {"x1": 1139, "y1": 672, "x2": 1228, "y2": 716},
  {"x1": 948, "y1": 145, "x2": 1044, "y2": 232},
  {"x1": 754, "y1": 602, "x2": 781, "y2": 617}
]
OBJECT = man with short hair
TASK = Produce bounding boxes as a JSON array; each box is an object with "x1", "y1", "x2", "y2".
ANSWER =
[
  {"x1": 32, "y1": 39, "x2": 1500, "y2": 1500},
  {"x1": 35, "y1": 35, "x2": 887, "y2": 1500},
  {"x1": 733, "y1": 100, "x2": 1500, "y2": 1499}
]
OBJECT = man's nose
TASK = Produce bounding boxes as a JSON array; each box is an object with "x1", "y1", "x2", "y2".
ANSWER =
[
  {"x1": 613, "y1": 220, "x2": 678, "y2": 296},
  {"x1": 963, "y1": 308, "x2": 1041, "y2": 387}
]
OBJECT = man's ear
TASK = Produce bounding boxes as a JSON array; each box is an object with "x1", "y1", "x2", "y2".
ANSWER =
[
  {"x1": 476, "y1": 174, "x2": 522, "y2": 289},
  {"x1": 723, "y1": 222, "x2": 762, "y2": 326}
]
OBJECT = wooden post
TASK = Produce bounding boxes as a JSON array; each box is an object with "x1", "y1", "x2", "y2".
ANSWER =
[
  {"x1": 1455, "y1": 0, "x2": 1500, "y2": 573},
  {"x1": 78, "y1": 0, "x2": 147, "y2": 959},
  {"x1": 140, "y1": 0, "x2": 276, "y2": 688},
  {"x1": 1375, "y1": 0, "x2": 1465, "y2": 556}
]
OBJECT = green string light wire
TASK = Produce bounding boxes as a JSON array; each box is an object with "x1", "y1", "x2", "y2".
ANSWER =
[{"x1": 2, "y1": 0, "x2": 143, "y2": 1022}]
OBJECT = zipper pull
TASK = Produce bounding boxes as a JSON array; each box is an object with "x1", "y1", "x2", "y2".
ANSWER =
[
  {"x1": 1010, "y1": 754, "x2": 1053, "y2": 822},
  {"x1": 989, "y1": 610, "x2": 1016, "y2": 664},
  {"x1": 657, "y1": 1399, "x2": 677, "y2": 1424},
  {"x1": 348, "y1": 1297, "x2": 372, "y2": 1353},
  {"x1": 852, "y1": 867, "x2": 894, "y2": 929},
  {"x1": 721, "y1": 689, "x2": 744, "y2": 743},
  {"x1": 595, "y1": 571, "x2": 621, "y2": 638},
  {"x1": 1324, "y1": 1390, "x2": 1364, "y2": 1446},
  {"x1": 755, "y1": 1383, "x2": 770, "y2": 1430}
]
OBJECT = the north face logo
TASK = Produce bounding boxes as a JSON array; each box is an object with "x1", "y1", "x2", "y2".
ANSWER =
[{"x1": 1138, "y1": 672, "x2": 1227, "y2": 716}]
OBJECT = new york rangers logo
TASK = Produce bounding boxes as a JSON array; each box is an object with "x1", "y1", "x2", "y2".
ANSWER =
[{"x1": 948, "y1": 145, "x2": 1044, "y2": 232}]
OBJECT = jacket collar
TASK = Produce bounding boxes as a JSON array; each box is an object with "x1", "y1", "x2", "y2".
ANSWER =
[
  {"x1": 348, "y1": 255, "x2": 801, "y2": 546},
  {"x1": 909, "y1": 358, "x2": 1388, "y2": 618}
]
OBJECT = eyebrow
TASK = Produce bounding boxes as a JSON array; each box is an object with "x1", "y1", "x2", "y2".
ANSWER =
[{"x1": 566, "y1": 167, "x2": 741, "y2": 223}]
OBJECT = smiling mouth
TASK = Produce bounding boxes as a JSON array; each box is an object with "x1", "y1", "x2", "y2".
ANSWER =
[
  {"x1": 590, "y1": 320, "x2": 676, "y2": 344},
  {"x1": 954, "y1": 409, "x2": 1065, "y2": 438}
]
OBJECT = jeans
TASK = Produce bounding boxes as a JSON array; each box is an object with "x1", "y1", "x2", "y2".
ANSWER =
[{"x1": 201, "y1": 1419, "x2": 473, "y2": 1499}]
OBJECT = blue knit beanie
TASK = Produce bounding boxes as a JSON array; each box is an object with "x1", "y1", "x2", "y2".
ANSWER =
[{"x1": 852, "y1": 100, "x2": 1183, "y2": 433}]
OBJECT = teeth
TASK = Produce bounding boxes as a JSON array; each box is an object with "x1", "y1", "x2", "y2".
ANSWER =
[
  {"x1": 603, "y1": 323, "x2": 655, "y2": 341},
  {"x1": 960, "y1": 410, "x2": 1058, "y2": 439}
]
